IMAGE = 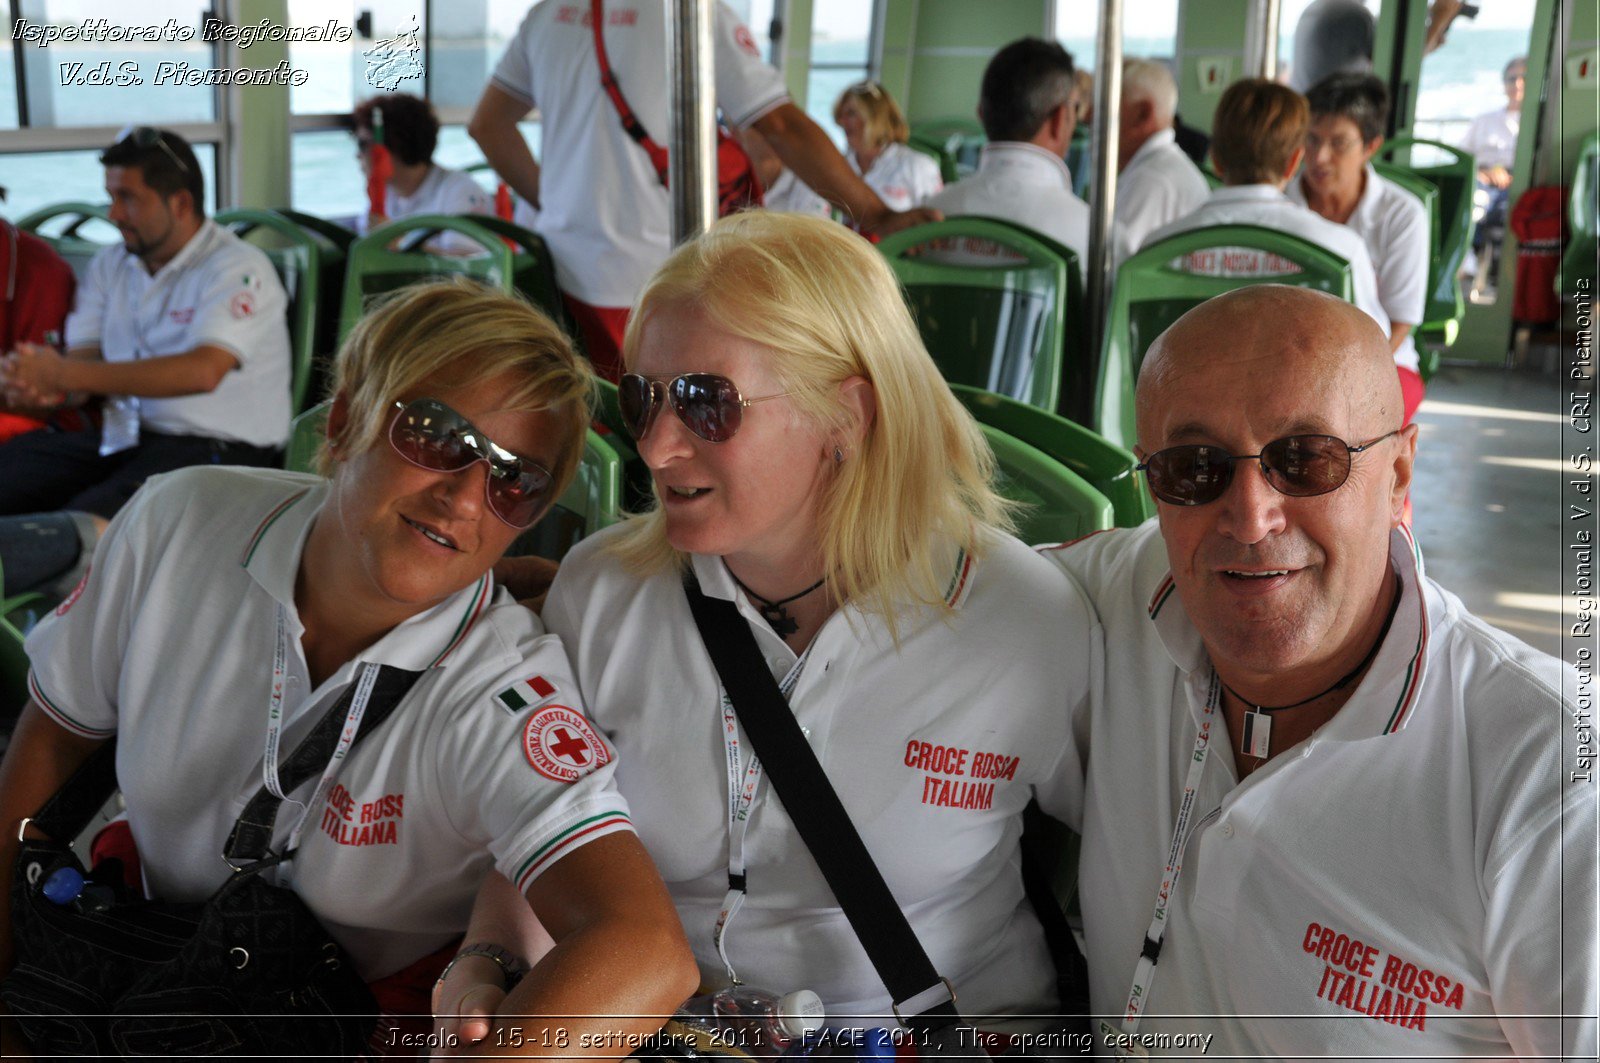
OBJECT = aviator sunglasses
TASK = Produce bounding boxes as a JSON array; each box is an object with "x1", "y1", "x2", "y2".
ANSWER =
[
  {"x1": 387, "y1": 398, "x2": 555, "y2": 528},
  {"x1": 1137, "y1": 430, "x2": 1402, "y2": 507},
  {"x1": 618, "y1": 373, "x2": 788, "y2": 443}
]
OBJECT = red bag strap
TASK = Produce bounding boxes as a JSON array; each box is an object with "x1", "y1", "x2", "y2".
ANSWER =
[{"x1": 591, "y1": 0, "x2": 670, "y2": 177}]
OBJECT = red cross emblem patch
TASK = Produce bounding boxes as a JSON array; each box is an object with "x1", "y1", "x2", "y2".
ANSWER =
[{"x1": 523, "y1": 705, "x2": 611, "y2": 783}]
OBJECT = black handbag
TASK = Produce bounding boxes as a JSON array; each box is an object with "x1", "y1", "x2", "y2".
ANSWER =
[{"x1": 2, "y1": 664, "x2": 422, "y2": 1057}]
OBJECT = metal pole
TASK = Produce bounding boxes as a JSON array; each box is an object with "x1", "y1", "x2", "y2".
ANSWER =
[
  {"x1": 1261, "y1": 0, "x2": 1282, "y2": 79},
  {"x1": 1085, "y1": 0, "x2": 1123, "y2": 363},
  {"x1": 667, "y1": 0, "x2": 717, "y2": 245}
]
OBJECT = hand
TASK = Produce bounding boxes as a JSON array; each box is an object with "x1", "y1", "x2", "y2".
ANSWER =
[
  {"x1": 493, "y1": 555, "x2": 561, "y2": 611},
  {"x1": 431, "y1": 953, "x2": 510, "y2": 1053},
  {"x1": 863, "y1": 205, "x2": 944, "y2": 239},
  {"x1": 1487, "y1": 166, "x2": 1512, "y2": 190},
  {"x1": 1, "y1": 346, "x2": 68, "y2": 409}
]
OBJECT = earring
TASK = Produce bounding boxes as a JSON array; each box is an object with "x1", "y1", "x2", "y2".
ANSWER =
[{"x1": 833, "y1": 446, "x2": 845, "y2": 464}]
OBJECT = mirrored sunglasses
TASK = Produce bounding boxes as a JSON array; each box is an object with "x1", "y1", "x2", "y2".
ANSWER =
[
  {"x1": 617, "y1": 373, "x2": 788, "y2": 444},
  {"x1": 387, "y1": 398, "x2": 555, "y2": 528},
  {"x1": 1137, "y1": 431, "x2": 1401, "y2": 507}
]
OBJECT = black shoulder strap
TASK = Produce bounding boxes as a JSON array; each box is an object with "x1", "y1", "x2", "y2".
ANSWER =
[
  {"x1": 224, "y1": 664, "x2": 424, "y2": 864},
  {"x1": 683, "y1": 574, "x2": 962, "y2": 1032}
]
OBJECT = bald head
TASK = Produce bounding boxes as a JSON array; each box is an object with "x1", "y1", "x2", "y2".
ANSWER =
[{"x1": 1137, "y1": 287, "x2": 1400, "y2": 449}]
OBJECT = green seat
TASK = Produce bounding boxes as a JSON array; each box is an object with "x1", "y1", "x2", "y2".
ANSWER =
[
  {"x1": 1099, "y1": 225, "x2": 1354, "y2": 449},
  {"x1": 216, "y1": 208, "x2": 341, "y2": 412},
  {"x1": 339, "y1": 214, "x2": 570, "y2": 349},
  {"x1": 1066, "y1": 126, "x2": 1091, "y2": 198},
  {"x1": 909, "y1": 118, "x2": 985, "y2": 184},
  {"x1": 1371, "y1": 161, "x2": 1446, "y2": 380},
  {"x1": 285, "y1": 402, "x2": 621, "y2": 562},
  {"x1": 1560, "y1": 132, "x2": 1599, "y2": 296},
  {"x1": 278, "y1": 210, "x2": 356, "y2": 253},
  {"x1": 15, "y1": 202, "x2": 117, "y2": 278},
  {"x1": 951, "y1": 384, "x2": 1152, "y2": 528},
  {"x1": 982, "y1": 424, "x2": 1113, "y2": 545},
  {"x1": 879, "y1": 218, "x2": 1076, "y2": 413},
  {"x1": 592, "y1": 379, "x2": 654, "y2": 514},
  {"x1": 285, "y1": 403, "x2": 330, "y2": 475},
  {"x1": 1378, "y1": 137, "x2": 1475, "y2": 345}
]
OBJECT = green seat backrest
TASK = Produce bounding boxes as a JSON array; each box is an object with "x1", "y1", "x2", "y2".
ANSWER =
[
  {"x1": 508, "y1": 429, "x2": 625, "y2": 561},
  {"x1": 592, "y1": 379, "x2": 654, "y2": 513},
  {"x1": 981, "y1": 424, "x2": 1114, "y2": 544},
  {"x1": 1371, "y1": 161, "x2": 1447, "y2": 331},
  {"x1": 216, "y1": 208, "x2": 337, "y2": 412},
  {"x1": 452, "y1": 214, "x2": 572, "y2": 336},
  {"x1": 278, "y1": 210, "x2": 356, "y2": 253},
  {"x1": 1100, "y1": 224, "x2": 1354, "y2": 449},
  {"x1": 910, "y1": 118, "x2": 986, "y2": 183},
  {"x1": 1066, "y1": 126, "x2": 1091, "y2": 198},
  {"x1": 1560, "y1": 133, "x2": 1599, "y2": 294},
  {"x1": 1378, "y1": 137, "x2": 1474, "y2": 334},
  {"x1": 1, "y1": 616, "x2": 28, "y2": 722},
  {"x1": 951, "y1": 383, "x2": 1151, "y2": 528},
  {"x1": 285, "y1": 402, "x2": 330, "y2": 475},
  {"x1": 905, "y1": 132, "x2": 959, "y2": 185},
  {"x1": 15, "y1": 201, "x2": 117, "y2": 279},
  {"x1": 338, "y1": 214, "x2": 516, "y2": 344},
  {"x1": 879, "y1": 218, "x2": 1073, "y2": 413}
]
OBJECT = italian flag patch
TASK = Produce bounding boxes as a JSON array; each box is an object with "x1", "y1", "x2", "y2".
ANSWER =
[{"x1": 494, "y1": 674, "x2": 557, "y2": 715}]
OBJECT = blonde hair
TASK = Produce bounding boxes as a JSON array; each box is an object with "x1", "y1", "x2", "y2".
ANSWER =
[
  {"x1": 608, "y1": 212, "x2": 1011, "y2": 636},
  {"x1": 833, "y1": 80, "x2": 910, "y2": 151},
  {"x1": 319, "y1": 278, "x2": 594, "y2": 498}
]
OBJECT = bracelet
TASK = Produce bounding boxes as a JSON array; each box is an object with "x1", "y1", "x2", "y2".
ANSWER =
[{"x1": 435, "y1": 943, "x2": 529, "y2": 990}]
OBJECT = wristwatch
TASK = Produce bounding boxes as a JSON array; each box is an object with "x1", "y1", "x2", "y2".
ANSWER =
[{"x1": 435, "y1": 943, "x2": 529, "y2": 990}]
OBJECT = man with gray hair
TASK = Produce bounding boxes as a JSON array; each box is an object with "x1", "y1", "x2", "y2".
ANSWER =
[
  {"x1": 925, "y1": 37, "x2": 1088, "y2": 257},
  {"x1": 1111, "y1": 58, "x2": 1210, "y2": 267}
]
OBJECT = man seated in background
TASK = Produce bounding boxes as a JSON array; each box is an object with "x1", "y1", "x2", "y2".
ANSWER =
[
  {"x1": 925, "y1": 37, "x2": 1089, "y2": 259},
  {"x1": 1110, "y1": 59, "x2": 1210, "y2": 269},
  {"x1": 1142, "y1": 78, "x2": 1389, "y2": 335},
  {"x1": 0, "y1": 128, "x2": 289, "y2": 601}
]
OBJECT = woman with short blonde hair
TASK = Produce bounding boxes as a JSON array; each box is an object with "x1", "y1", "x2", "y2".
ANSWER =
[{"x1": 832, "y1": 81, "x2": 942, "y2": 209}]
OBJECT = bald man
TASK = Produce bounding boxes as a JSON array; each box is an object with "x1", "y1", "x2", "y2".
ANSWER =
[{"x1": 1044, "y1": 287, "x2": 1596, "y2": 1058}]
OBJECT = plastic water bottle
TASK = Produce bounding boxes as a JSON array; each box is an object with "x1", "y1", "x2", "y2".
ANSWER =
[{"x1": 675, "y1": 986, "x2": 826, "y2": 1058}]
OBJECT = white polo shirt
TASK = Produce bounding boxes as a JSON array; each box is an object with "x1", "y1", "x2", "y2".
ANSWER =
[
  {"x1": 64, "y1": 220, "x2": 291, "y2": 448},
  {"x1": 25, "y1": 467, "x2": 634, "y2": 981},
  {"x1": 542, "y1": 525, "x2": 1093, "y2": 1027},
  {"x1": 1111, "y1": 129, "x2": 1210, "y2": 269},
  {"x1": 491, "y1": 0, "x2": 790, "y2": 307},
  {"x1": 850, "y1": 141, "x2": 943, "y2": 211},
  {"x1": 1460, "y1": 109, "x2": 1519, "y2": 172},
  {"x1": 381, "y1": 164, "x2": 494, "y2": 255},
  {"x1": 1141, "y1": 183, "x2": 1390, "y2": 338},
  {"x1": 925, "y1": 142, "x2": 1089, "y2": 259},
  {"x1": 1041, "y1": 522, "x2": 1597, "y2": 1059},
  {"x1": 1288, "y1": 163, "x2": 1429, "y2": 373}
]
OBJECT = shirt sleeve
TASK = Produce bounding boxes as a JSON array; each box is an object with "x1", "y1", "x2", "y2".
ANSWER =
[
  {"x1": 187, "y1": 245, "x2": 291, "y2": 366},
  {"x1": 430, "y1": 632, "x2": 635, "y2": 897},
  {"x1": 1377, "y1": 191, "x2": 1429, "y2": 328},
  {"x1": 711, "y1": 1, "x2": 790, "y2": 128},
  {"x1": 22, "y1": 479, "x2": 171, "y2": 738},
  {"x1": 910, "y1": 151, "x2": 944, "y2": 206},
  {"x1": 63, "y1": 245, "x2": 113, "y2": 350},
  {"x1": 489, "y1": 5, "x2": 538, "y2": 107}
]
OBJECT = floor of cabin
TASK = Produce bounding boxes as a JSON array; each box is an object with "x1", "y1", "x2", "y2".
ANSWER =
[{"x1": 1410, "y1": 356, "x2": 1592, "y2": 664}]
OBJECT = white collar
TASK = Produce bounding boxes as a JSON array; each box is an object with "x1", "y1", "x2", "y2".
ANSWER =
[
  {"x1": 1123, "y1": 127, "x2": 1178, "y2": 173},
  {"x1": 977, "y1": 141, "x2": 1074, "y2": 188}
]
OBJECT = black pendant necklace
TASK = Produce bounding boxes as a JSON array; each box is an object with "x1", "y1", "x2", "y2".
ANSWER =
[
  {"x1": 1228, "y1": 575, "x2": 1402, "y2": 761},
  {"x1": 730, "y1": 573, "x2": 828, "y2": 637}
]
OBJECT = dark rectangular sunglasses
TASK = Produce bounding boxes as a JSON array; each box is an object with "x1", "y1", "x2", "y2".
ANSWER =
[
  {"x1": 388, "y1": 398, "x2": 555, "y2": 528},
  {"x1": 617, "y1": 372, "x2": 787, "y2": 443},
  {"x1": 1137, "y1": 430, "x2": 1401, "y2": 507}
]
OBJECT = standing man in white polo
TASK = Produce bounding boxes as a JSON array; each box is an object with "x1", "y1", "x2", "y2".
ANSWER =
[
  {"x1": 0, "y1": 127, "x2": 289, "y2": 599},
  {"x1": 1110, "y1": 59, "x2": 1209, "y2": 269},
  {"x1": 1043, "y1": 286, "x2": 1596, "y2": 1058}
]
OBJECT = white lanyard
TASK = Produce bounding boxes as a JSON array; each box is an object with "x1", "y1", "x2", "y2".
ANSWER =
[
  {"x1": 264, "y1": 605, "x2": 379, "y2": 883},
  {"x1": 712, "y1": 648, "x2": 811, "y2": 986},
  {"x1": 1100, "y1": 671, "x2": 1222, "y2": 1055}
]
